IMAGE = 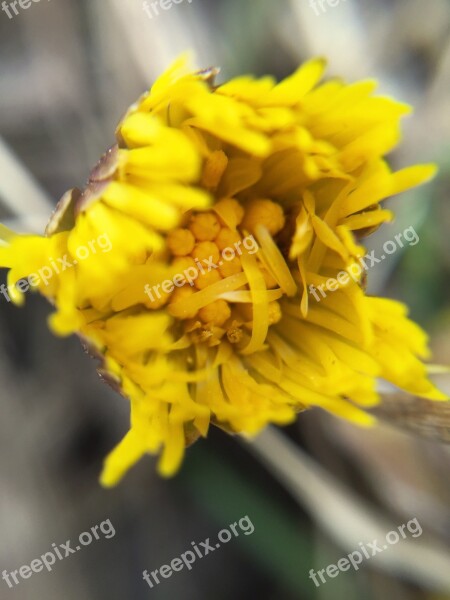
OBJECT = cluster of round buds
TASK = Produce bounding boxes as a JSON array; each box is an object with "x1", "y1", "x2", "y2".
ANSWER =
[{"x1": 145, "y1": 197, "x2": 287, "y2": 347}]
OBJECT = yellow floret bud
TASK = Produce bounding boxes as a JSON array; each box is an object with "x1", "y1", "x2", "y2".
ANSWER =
[
  {"x1": 189, "y1": 212, "x2": 221, "y2": 241},
  {"x1": 171, "y1": 256, "x2": 198, "y2": 278},
  {"x1": 238, "y1": 301, "x2": 281, "y2": 326},
  {"x1": 214, "y1": 227, "x2": 242, "y2": 251},
  {"x1": 268, "y1": 301, "x2": 282, "y2": 325},
  {"x1": 241, "y1": 199, "x2": 285, "y2": 236},
  {"x1": 171, "y1": 256, "x2": 200, "y2": 287},
  {"x1": 167, "y1": 228, "x2": 196, "y2": 256},
  {"x1": 214, "y1": 198, "x2": 245, "y2": 229},
  {"x1": 194, "y1": 269, "x2": 222, "y2": 290},
  {"x1": 219, "y1": 256, "x2": 243, "y2": 278},
  {"x1": 169, "y1": 286, "x2": 198, "y2": 319},
  {"x1": 143, "y1": 287, "x2": 171, "y2": 310},
  {"x1": 198, "y1": 299, "x2": 231, "y2": 326},
  {"x1": 192, "y1": 241, "x2": 220, "y2": 264},
  {"x1": 172, "y1": 256, "x2": 196, "y2": 269}
]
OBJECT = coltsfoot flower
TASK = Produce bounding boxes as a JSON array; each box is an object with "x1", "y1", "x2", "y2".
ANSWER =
[{"x1": 0, "y1": 55, "x2": 446, "y2": 485}]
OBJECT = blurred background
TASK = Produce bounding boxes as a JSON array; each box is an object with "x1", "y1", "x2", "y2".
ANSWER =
[{"x1": 0, "y1": 0, "x2": 449, "y2": 598}]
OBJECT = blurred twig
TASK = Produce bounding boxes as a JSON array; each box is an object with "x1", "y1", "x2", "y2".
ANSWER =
[
  {"x1": 0, "y1": 136, "x2": 51, "y2": 231},
  {"x1": 242, "y1": 426, "x2": 450, "y2": 593}
]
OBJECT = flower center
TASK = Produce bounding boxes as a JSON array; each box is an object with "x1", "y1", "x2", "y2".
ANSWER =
[{"x1": 163, "y1": 198, "x2": 287, "y2": 347}]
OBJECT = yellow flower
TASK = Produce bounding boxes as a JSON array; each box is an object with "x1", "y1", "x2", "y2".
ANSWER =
[{"x1": 0, "y1": 55, "x2": 446, "y2": 486}]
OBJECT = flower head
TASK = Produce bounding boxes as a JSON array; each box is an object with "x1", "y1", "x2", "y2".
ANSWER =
[{"x1": 0, "y1": 55, "x2": 446, "y2": 485}]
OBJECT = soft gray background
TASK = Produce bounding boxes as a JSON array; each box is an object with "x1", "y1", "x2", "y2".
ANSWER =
[{"x1": 0, "y1": 0, "x2": 449, "y2": 598}]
